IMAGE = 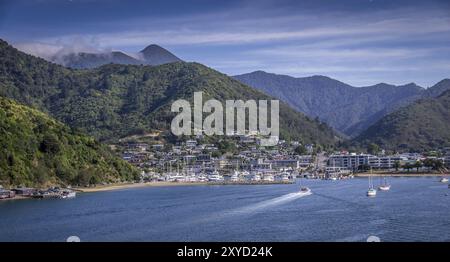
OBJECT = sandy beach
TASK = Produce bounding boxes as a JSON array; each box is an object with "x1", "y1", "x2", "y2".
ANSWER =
[{"x1": 74, "y1": 181, "x2": 208, "y2": 192}]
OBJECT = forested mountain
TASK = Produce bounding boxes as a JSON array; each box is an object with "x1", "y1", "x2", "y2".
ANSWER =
[
  {"x1": 55, "y1": 44, "x2": 182, "y2": 69},
  {"x1": 353, "y1": 90, "x2": 450, "y2": 152},
  {"x1": 234, "y1": 71, "x2": 450, "y2": 137},
  {"x1": 0, "y1": 39, "x2": 338, "y2": 146},
  {"x1": 139, "y1": 44, "x2": 182, "y2": 65},
  {"x1": 0, "y1": 96, "x2": 139, "y2": 187}
]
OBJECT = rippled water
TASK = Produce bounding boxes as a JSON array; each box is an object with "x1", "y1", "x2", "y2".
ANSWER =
[{"x1": 0, "y1": 177, "x2": 449, "y2": 242}]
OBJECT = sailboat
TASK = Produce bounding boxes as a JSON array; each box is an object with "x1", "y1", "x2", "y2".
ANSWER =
[
  {"x1": 378, "y1": 176, "x2": 391, "y2": 191},
  {"x1": 367, "y1": 169, "x2": 377, "y2": 197}
]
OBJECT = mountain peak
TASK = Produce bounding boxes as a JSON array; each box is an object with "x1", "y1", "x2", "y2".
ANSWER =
[
  {"x1": 140, "y1": 44, "x2": 164, "y2": 52},
  {"x1": 139, "y1": 44, "x2": 182, "y2": 65}
]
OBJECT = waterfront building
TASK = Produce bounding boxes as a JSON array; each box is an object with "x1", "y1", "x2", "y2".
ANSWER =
[
  {"x1": 328, "y1": 153, "x2": 410, "y2": 170},
  {"x1": 12, "y1": 188, "x2": 35, "y2": 196},
  {"x1": 271, "y1": 159, "x2": 300, "y2": 170},
  {"x1": 297, "y1": 155, "x2": 313, "y2": 167},
  {"x1": 328, "y1": 153, "x2": 371, "y2": 170},
  {"x1": 368, "y1": 155, "x2": 408, "y2": 169}
]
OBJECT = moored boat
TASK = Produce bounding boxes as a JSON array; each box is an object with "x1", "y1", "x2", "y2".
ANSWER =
[
  {"x1": 378, "y1": 177, "x2": 391, "y2": 191},
  {"x1": 367, "y1": 169, "x2": 377, "y2": 197}
]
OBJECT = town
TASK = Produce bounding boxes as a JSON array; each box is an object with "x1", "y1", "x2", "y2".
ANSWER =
[
  {"x1": 2, "y1": 131, "x2": 449, "y2": 201},
  {"x1": 115, "y1": 131, "x2": 450, "y2": 183}
]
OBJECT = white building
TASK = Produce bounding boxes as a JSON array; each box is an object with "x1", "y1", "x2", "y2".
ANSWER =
[
  {"x1": 368, "y1": 155, "x2": 408, "y2": 169},
  {"x1": 328, "y1": 153, "x2": 371, "y2": 170},
  {"x1": 328, "y1": 153, "x2": 409, "y2": 170}
]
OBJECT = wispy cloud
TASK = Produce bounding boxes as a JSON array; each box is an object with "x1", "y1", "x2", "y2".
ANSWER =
[{"x1": 4, "y1": 0, "x2": 450, "y2": 86}]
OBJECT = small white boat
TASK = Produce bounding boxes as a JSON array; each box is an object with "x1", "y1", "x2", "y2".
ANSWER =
[
  {"x1": 367, "y1": 169, "x2": 377, "y2": 197},
  {"x1": 250, "y1": 174, "x2": 261, "y2": 181},
  {"x1": 378, "y1": 185, "x2": 391, "y2": 191},
  {"x1": 280, "y1": 172, "x2": 290, "y2": 181},
  {"x1": 61, "y1": 190, "x2": 76, "y2": 199},
  {"x1": 367, "y1": 188, "x2": 377, "y2": 197},
  {"x1": 230, "y1": 171, "x2": 240, "y2": 182},
  {"x1": 440, "y1": 178, "x2": 449, "y2": 183},
  {"x1": 378, "y1": 177, "x2": 391, "y2": 191},
  {"x1": 208, "y1": 171, "x2": 224, "y2": 182}
]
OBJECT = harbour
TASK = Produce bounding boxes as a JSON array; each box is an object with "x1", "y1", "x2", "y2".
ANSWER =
[{"x1": 0, "y1": 177, "x2": 449, "y2": 242}]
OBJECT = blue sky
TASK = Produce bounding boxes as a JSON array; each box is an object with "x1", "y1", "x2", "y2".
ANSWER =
[{"x1": 1, "y1": 0, "x2": 449, "y2": 87}]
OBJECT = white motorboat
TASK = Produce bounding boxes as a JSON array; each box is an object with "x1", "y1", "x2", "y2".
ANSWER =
[
  {"x1": 262, "y1": 174, "x2": 274, "y2": 182},
  {"x1": 250, "y1": 174, "x2": 261, "y2": 181},
  {"x1": 61, "y1": 190, "x2": 76, "y2": 199},
  {"x1": 230, "y1": 171, "x2": 240, "y2": 182},
  {"x1": 299, "y1": 186, "x2": 311, "y2": 195},
  {"x1": 280, "y1": 172, "x2": 290, "y2": 181},
  {"x1": 208, "y1": 171, "x2": 224, "y2": 182},
  {"x1": 440, "y1": 177, "x2": 449, "y2": 183}
]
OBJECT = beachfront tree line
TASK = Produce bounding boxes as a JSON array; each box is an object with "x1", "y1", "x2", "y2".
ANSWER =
[{"x1": 357, "y1": 158, "x2": 445, "y2": 172}]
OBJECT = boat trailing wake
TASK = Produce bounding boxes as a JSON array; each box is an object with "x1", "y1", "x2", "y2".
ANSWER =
[
  {"x1": 183, "y1": 191, "x2": 312, "y2": 226},
  {"x1": 228, "y1": 191, "x2": 312, "y2": 214}
]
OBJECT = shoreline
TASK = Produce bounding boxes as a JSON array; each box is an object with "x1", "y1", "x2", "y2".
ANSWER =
[
  {"x1": 74, "y1": 181, "x2": 208, "y2": 192},
  {"x1": 0, "y1": 195, "x2": 29, "y2": 202},
  {"x1": 355, "y1": 173, "x2": 449, "y2": 177},
  {"x1": 75, "y1": 180, "x2": 295, "y2": 193}
]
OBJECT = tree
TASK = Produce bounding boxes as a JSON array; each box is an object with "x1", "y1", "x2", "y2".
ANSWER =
[
  {"x1": 40, "y1": 134, "x2": 61, "y2": 154},
  {"x1": 403, "y1": 163, "x2": 412, "y2": 172},
  {"x1": 413, "y1": 161, "x2": 422, "y2": 172},
  {"x1": 423, "y1": 158, "x2": 434, "y2": 171},
  {"x1": 434, "y1": 159, "x2": 444, "y2": 171},
  {"x1": 294, "y1": 145, "x2": 307, "y2": 155},
  {"x1": 368, "y1": 143, "x2": 380, "y2": 155},
  {"x1": 393, "y1": 161, "x2": 401, "y2": 172}
]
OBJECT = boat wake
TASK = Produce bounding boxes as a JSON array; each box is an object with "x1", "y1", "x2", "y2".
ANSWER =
[
  {"x1": 185, "y1": 191, "x2": 312, "y2": 226},
  {"x1": 229, "y1": 191, "x2": 312, "y2": 214}
]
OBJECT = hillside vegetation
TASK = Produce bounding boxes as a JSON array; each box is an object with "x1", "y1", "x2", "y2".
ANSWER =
[
  {"x1": 0, "y1": 96, "x2": 139, "y2": 187},
  {"x1": 353, "y1": 90, "x2": 450, "y2": 152},
  {"x1": 0, "y1": 39, "x2": 338, "y2": 146}
]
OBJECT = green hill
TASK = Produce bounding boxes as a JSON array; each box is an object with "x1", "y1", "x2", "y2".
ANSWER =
[
  {"x1": 0, "y1": 96, "x2": 139, "y2": 188},
  {"x1": 353, "y1": 90, "x2": 450, "y2": 152},
  {"x1": 0, "y1": 39, "x2": 338, "y2": 146}
]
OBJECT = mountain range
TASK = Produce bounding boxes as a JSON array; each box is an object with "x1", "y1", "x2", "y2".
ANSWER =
[
  {"x1": 53, "y1": 44, "x2": 182, "y2": 69},
  {"x1": 353, "y1": 89, "x2": 450, "y2": 151},
  {"x1": 234, "y1": 71, "x2": 450, "y2": 137},
  {"x1": 2, "y1": 38, "x2": 449, "y2": 153},
  {"x1": 0, "y1": 39, "x2": 338, "y2": 147}
]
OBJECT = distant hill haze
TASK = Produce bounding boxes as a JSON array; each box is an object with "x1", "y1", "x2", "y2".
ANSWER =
[
  {"x1": 353, "y1": 89, "x2": 450, "y2": 151},
  {"x1": 234, "y1": 71, "x2": 450, "y2": 137},
  {"x1": 53, "y1": 44, "x2": 182, "y2": 69}
]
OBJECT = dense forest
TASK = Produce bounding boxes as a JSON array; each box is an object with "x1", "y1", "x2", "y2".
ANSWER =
[{"x1": 0, "y1": 96, "x2": 139, "y2": 187}]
